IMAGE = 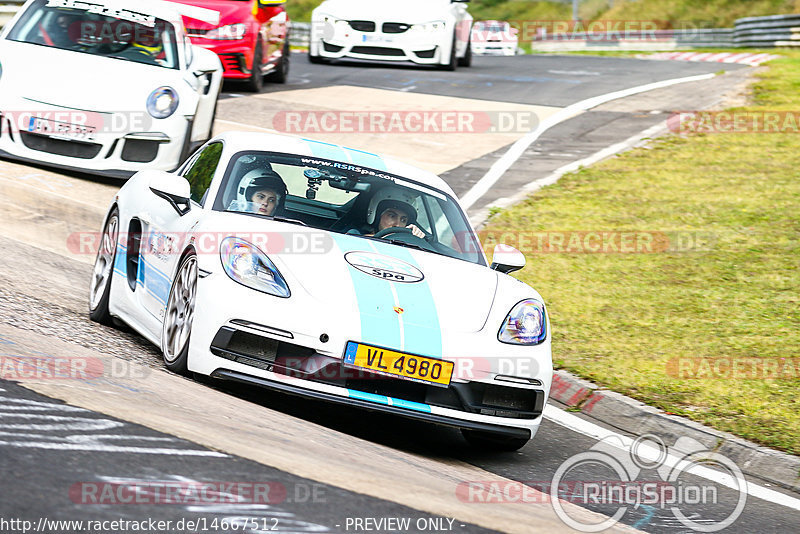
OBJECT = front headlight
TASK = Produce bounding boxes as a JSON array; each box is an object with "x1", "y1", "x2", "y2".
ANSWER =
[
  {"x1": 410, "y1": 21, "x2": 446, "y2": 33},
  {"x1": 220, "y1": 237, "x2": 290, "y2": 298},
  {"x1": 204, "y1": 23, "x2": 247, "y2": 40},
  {"x1": 498, "y1": 299, "x2": 547, "y2": 345},
  {"x1": 146, "y1": 87, "x2": 179, "y2": 119}
]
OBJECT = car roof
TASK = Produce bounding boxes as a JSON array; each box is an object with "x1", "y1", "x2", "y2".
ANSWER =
[
  {"x1": 33, "y1": 0, "x2": 221, "y2": 26},
  {"x1": 213, "y1": 131, "x2": 460, "y2": 200}
]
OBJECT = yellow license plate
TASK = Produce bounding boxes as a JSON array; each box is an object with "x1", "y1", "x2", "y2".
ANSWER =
[{"x1": 343, "y1": 342, "x2": 453, "y2": 387}]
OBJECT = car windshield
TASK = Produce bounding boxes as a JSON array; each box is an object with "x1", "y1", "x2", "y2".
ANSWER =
[
  {"x1": 6, "y1": 0, "x2": 180, "y2": 69},
  {"x1": 214, "y1": 151, "x2": 486, "y2": 266}
]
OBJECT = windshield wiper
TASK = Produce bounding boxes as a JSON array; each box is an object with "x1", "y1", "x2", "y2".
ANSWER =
[
  {"x1": 223, "y1": 211, "x2": 308, "y2": 226},
  {"x1": 382, "y1": 238, "x2": 432, "y2": 253},
  {"x1": 271, "y1": 216, "x2": 309, "y2": 227}
]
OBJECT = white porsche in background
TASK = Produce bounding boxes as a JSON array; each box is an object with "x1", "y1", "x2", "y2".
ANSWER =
[
  {"x1": 0, "y1": 0, "x2": 223, "y2": 178},
  {"x1": 89, "y1": 132, "x2": 552, "y2": 450},
  {"x1": 472, "y1": 20, "x2": 518, "y2": 56},
  {"x1": 309, "y1": 0, "x2": 473, "y2": 70}
]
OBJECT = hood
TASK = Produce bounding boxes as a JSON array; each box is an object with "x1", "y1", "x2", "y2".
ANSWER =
[
  {"x1": 170, "y1": 0, "x2": 265, "y2": 29},
  {"x1": 200, "y1": 213, "x2": 498, "y2": 337},
  {"x1": 0, "y1": 41, "x2": 186, "y2": 114},
  {"x1": 315, "y1": 0, "x2": 452, "y2": 24}
]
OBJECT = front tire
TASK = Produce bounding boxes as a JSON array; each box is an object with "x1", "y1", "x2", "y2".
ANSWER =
[
  {"x1": 89, "y1": 208, "x2": 119, "y2": 326},
  {"x1": 440, "y1": 35, "x2": 458, "y2": 71},
  {"x1": 246, "y1": 45, "x2": 264, "y2": 92},
  {"x1": 458, "y1": 39, "x2": 472, "y2": 67},
  {"x1": 268, "y1": 40, "x2": 290, "y2": 84},
  {"x1": 461, "y1": 429, "x2": 529, "y2": 452},
  {"x1": 162, "y1": 252, "x2": 198, "y2": 375}
]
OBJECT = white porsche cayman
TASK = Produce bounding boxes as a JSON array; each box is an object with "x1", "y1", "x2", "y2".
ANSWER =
[
  {"x1": 89, "y1": 132, "x2": 552, "y2": 451},
  {"x1": 0, "y1": 0, "x2": 223, "y2": 178}
]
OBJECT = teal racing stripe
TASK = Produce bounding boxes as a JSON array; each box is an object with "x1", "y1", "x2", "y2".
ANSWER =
[
  {"x1": 390, "y1": 397, "x2": 432, "y2": 413},
  {"x1": 344, "y1": 147, "x2": 387, "y2": 171},
  {"x1": 332, "y1": 235, "x2": 402, "y2": 349},
  {"x1": 303, "y1": 138, "x2": 348, "y2": 161},
  {"x1": 113, "y1": 244, "x2": 127, "y2": 277},
  {"x1": 369, "y1": 240, "x2": 443, "y2": 358},
  {"x1": 348, "y1": 390, "x2": 389, "y2": 405},
  {"x1": 347, "y1": 389, "x2": 433, "y2": 413}
]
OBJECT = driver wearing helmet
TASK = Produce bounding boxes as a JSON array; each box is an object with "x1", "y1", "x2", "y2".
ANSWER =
[
  {"x1": 362, "y1": 186, "x2": 425, "y2": 238},
  {"x1": 243, "y1": 169, "x2": 288, "y2": 217},
  {"x1": 129, "y1": 26, "x2": 164, "y2": 64}
]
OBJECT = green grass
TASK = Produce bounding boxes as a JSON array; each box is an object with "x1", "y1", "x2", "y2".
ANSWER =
[{"x1": 483, "y1": 51, "x2": 800, "y2": 454}]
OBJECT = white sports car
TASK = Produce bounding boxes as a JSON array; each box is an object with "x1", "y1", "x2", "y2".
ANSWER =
[
  {"x1": 0, "y1": 0, "x2": 223, "y2": 178},
  {"x1": 309, "y1": 0, "x2": 473, "y2": 70},
  {"x1": 89, "y1": 132, "x2": 552, "y2": 450},
  {"x1": 471, "y1": 20, "x2": 518, "y2": 56}
]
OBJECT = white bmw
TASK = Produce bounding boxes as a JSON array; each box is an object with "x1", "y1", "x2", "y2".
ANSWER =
[
  {"x1": 89, "y1": 131, "x2": 552, "y2": 451},
  {"x1": 0, "y1": 0, "x2": 224, "y2": 178},
  {"x1": 309, "y1": 0, "x2": 473, "y2": 70}
]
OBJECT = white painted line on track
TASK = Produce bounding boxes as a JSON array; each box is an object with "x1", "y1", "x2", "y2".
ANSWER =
[
  {"x1": 544, "y1": 404, "x2": 800, "y2": 512},
  {"x1": 458, "y1": 73, "x2": 716, "y2": 210},
  {"x1": 470, "y1": 120, "x2": 668, "y2": 227}
]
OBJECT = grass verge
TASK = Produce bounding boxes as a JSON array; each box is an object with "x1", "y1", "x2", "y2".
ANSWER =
[{"x1": 483, "y1": 52, "x2": 800, "y2": 454}]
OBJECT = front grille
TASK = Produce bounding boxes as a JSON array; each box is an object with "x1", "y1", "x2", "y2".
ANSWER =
[
  {"x1": 382, "y1": 22, "x2": 410, "y2": 34},
  {"x1": 210, "y1": 326, "x2": 545, "y2": 419},
  {"x1": 218, "y1": 53, "x2": 245, "y2": 73},
  {"x1": 19, "y1": 132, "x2": 102, "y2": 159},
  {"x1": 185, "y1": 28, "x2": 209, "y2": 36},
  {"x1": 350, "y1": 46, "x2": 405, "y2": 57},
  {"x1": 121, "y1": 139, "x2": 159, "y2": 163},
  {"x1": 348, "y1": 20, "x2": 375, "y2": 32}
]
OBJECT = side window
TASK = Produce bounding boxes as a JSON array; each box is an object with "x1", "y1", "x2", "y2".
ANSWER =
[{"x1": 182, "y1": 143, "x2": 223, "y2": 204}]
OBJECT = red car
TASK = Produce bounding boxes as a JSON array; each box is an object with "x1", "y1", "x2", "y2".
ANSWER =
[{"x1": 175, "y1": 0, "x2": 290, "y2": 91}]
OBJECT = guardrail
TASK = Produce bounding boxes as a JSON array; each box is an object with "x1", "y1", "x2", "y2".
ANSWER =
[
  {"x1": 288, "y1": 21, "x2": 310, "y2": 48},
  {"x1": 734, "y1": 14, "x2": 800, "y2": 47},
  {"x1": 0, "y1": 1, "x2": 25, "y2": 28}
]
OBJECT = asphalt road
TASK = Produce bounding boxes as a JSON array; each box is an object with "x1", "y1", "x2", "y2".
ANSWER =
[{"x1": 1, "y1": 53, "x2": 798, "y2": 534}]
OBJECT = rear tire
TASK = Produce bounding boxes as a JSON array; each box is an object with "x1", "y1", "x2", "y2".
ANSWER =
[
  {"x1": 246, "y1": 45, "x2": 264, "y2": 92},
  {"x1": 162, "y1": 252, "x2": 198, "y2": 375},
  {"x1": 461, "y1": 429, "x2": 529, "y2": 452},
  {"x1": 89, "y1": 208, "x2": 119, "y2": 326}
]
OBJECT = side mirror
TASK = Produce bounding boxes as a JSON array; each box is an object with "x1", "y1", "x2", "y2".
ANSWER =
[
  {"x1": 150, "y1": 173, "x2": 192, "y2": 216},
  {"x1": 490, "y1": 244, "x2": 526, "y2": 274},
  {"x1": 191, "y1": 46, "x2": 222, "y2": 78}
]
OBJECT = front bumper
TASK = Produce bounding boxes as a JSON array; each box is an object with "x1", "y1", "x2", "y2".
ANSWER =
[
  {"x1": 0, "y1": 105, "x2": 190, "y2": 175},
  {"x1": 188, "y1": 270, "x2": 552, "y2": 437},
  {"x1": 473, "y1": 42, "x2": 517, "y2": 55},
  {"x1": 189, "y1": 39, "x2": 255, "y2": 80},
  {"x1": 312, "y1": 24, "x2": 449, "y2": 65}
]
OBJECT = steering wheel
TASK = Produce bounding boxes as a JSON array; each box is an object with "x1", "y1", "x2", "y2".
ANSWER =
[{"x1": 372, "y1": 226, "x2": 437, "y2": 252}]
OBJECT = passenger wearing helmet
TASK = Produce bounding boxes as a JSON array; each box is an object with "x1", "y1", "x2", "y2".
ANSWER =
[
  {"x1": 243, "y1": 169, "x2": 288, "y2": 217},
  {"x1": 362, "y1": 186, "x2": 425, "y2": 238}
]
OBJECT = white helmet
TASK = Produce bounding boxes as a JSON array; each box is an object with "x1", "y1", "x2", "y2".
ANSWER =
[{"x1": 366, "y1": 186, "x2": 418, "y2": 226}]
